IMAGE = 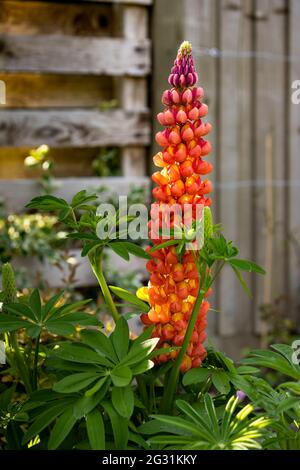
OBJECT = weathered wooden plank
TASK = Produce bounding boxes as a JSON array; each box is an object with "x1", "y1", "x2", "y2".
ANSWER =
[
  {"x1": 0, "y1": 73, "x2": 113, "y2": 108},
  {"x1": 0, "y1": 147, "x2": 120, "y2": 178},
  {"x1": 182, "y1": 0, "x2": 219, "y2": 338},
  {"x1": 0, "y1": 109, "x2": 150, "y2": 147},
  {"x1": 253, "y1": 0, "x2": 287, "y2": 334},
  {"x1": 0, "y1": 35, "x2": 151, "y2": 76},
  {"x1": 0, "y1": 177, "x2": 150, "y2": 213},
  {"x1": 0, "y1": 1, "x2": 113, "y2": 36},
  {"x1": 218, "y1": 0, "x2": 253, "y2": 337},
  {"x1": 121, "y1": 5, "x2": 148, "y2": 177},
  {"x1": 289, "y1": 0, "x2": 300, "y2": 322}
]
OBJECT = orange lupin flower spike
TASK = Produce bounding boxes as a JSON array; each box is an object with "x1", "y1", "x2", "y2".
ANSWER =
[{"x1": 140, "y1": 41, "x2": 213, "y2": 372}]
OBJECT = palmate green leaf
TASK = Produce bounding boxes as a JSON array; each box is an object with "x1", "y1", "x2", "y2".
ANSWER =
[
  {"x1": 85, "y1": 377, "x2": 108, "y2": 397},
  {"x1": 81, "y1": 241, "x2": 103, "y2": 257},
  {"x1": 26, "y1": 195, "x2": 69, "y2": 212},
  {"x1": 121, "y1": 242, "x2": 151, "y2": 260},
  {"x1": 138, "y1": 419, "x2": 182, "y2": 436},
  {"x1": 148, "y1": 394, "x2": 269, "y2": 450},
  {"x1": 109, "y1": 286, "x2": 149, "y2": 313},
  {"x1": 54, "y1": 299, "x2": 92, "y2": 318},
  {"x1": 54, "y1": 343, "x2": 114, "y2": 367},
  {"x1": 130, "y1": 359, "x2": 154, "y2": 375},
  {"x1": 109, "y1": 242, "x2": 130, "y2": 261},
  {"x1": 73, "y1": 389, "x2": 105, "y2": 419},
  {"x1": 86, "y1": 408, "x2": 105, "y2": 450},
  {"x1": 242, "y1": 348, "x2": 300, "y2": 380},
  {"x1": 62, "y1": 312, "x2": 101, "y2": 327},
  {"x1": 46, "y1": 357, "x2": 99, "y2": 373},
  {"x1": 276, "y1": 397, "x2": 300, "y2": 414},
  {"x1": 204, "y1": 394, "x2": 219, "y2": 436},
  {"x1": 128, "y1": 431, "x2": 150, "y2": 450},
  {"x1": 111, "y1": 366, "x2": 132, "y2": 387},
  {"x1": 48, "y1": 407, "x2": 77, "y2": 450},
  {"x1": 230, "y1": 265, "x2": 252, "y2": 298},
  {"x1": 121, "y1": 338, "x2": 159, "y2": 367},
  {"x1": 148, "y1": 239, "x2": 179, "y2": 253},
  {"x1": 102, "y1": 401, "x2": 129, "y2": 450},
  {"x1": 111, "y1": 317, "x2": 129, "y2": 360},
  {"x1": 80, "y1": 330, "x2": 118, "y2": 363},
  {"x1": 236, "y1": 366, "x2": 260, "y2": 375},
  {"x1": 112, "y1": 385, "x2": 134, "y2": 419},
  {"x1": 0, "y1": 316, "x2": 31, "y2": 332},
  {"x1": 149, "y1": 414, "x2": 201, "y2": 437},
  {"x1": 42, "y1": 291, "x2": 65, "y2": 318},
  {"x1": 22, "y1": 399, "x2": 74, "y2": 445},
  {"x1": 150, "y1": 347, "x2": 178, "y2": 360},
  {"x1": 229, "y1": 259, "x2": 266, "y2": 275},
  {"x1": 71, "y1": 190, "x2": 98, "y2": 208},
  {"x1": 278, "y1": 381, "x2": 300, "y2": 395},
  {"x1": 209, "y1": 348, "x2": 236, "y2": 374},
  {"x1": 271, "y1": 344, "x2": 300, "y2": 376},
  {"x1": 53, "y1": 372, "x2": 100, "y2": 394},
  {"x1": 58, "y1": 207, "x2": 71, "y2": 221},
  {"x1": 182, "y1": 367, "x2": 211, "y2": 386},
  {"x1": 212, "y1": 371, "x2": 231, "y2": 395},
  {"x1": 29, "y1": 289, "x2": 42, "y2": 321},
  {"x1": 175, "y1": 400, "x2": 215, "y2": 442},
  {"x1": 67, "y1": 232, "x2": 99, "y2": 241},
  {"x1": 5, "y1": 303, "x2": 38, "y2": 322},
  {"x1": 46, "y1": 321, "x2": 75, "y2": 336}
]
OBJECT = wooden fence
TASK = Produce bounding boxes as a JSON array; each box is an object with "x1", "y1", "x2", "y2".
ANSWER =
[
  {"x1": 1, "y1": 0, "x2": 300, "y2": 355},
  {"x1": 0, "y1": 0, "x2": 151, "y2": 182},
  {"x1": 0, "y1": 0, "x2": 152, "y2": 286},
  {"x1": 153, "y1": 0, "x2": 300, "y2": 355}
]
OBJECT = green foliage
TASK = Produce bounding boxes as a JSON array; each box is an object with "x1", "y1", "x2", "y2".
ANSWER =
[
  {"x1": 0, "y1": 289, "x2": 99, "y2": 338},
  {"x1": 14, "y1": 319, "x2": 158, "y2": 450},
  {"x1": 0, "y1": 212, "x2": 66, "y2": 269},
  {"x1": 2, "y1": 184, "x2": 297, "y2": 453},
  {"x1": 140, "y1": 395, "x2": 271, "y2": 450}
]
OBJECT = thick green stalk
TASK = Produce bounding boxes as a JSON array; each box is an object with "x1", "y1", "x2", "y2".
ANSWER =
[
  {"x1": 88, "y1": 250, "x2": 120, "y2": 323},
  {"x1": 161, "y1": 289, "x2": 205, "y2": 414}
]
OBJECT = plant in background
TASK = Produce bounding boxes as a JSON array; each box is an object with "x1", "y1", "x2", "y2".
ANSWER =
[
  {"x1": 0, "y1": 42, "x2": 299, "y2": 452},
  {"x1": 0, "y1": 213, "x2": 67, "y2": 265},
  {"x1": 92, "y1": 148, "x2": 121, "y2": 177},
  {"x1": 24, "y1": 145, "x2": 57, "y2": 195}
]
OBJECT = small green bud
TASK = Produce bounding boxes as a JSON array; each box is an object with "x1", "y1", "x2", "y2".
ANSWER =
[
  {"x1": 1, "y1": 263, "x2": 17, "y2": 310},
  {"x1": 204, "y1": 207, "x2": 213, "y2": 241}
]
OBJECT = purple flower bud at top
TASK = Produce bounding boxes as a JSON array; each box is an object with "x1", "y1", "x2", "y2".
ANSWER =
[
  {"x1": 179, "y1": 74, "x2": 186, "y2": 87},
  {"x1": 187, "y1": 73, "x2": 194, "y2": 86},
  {"x1": 173, "y1": 74, "x2": 180, "y2": 87},
  {"x1": 168, "y1": 41, "x2": 198, "y2": 89},
  {"x1": 236, "y1": 390, "x2": 246, "y2": 402}
]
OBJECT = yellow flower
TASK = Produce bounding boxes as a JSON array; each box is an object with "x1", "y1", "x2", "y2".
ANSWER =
[{"x1": 136, "y1": 286, "x2": 150, "y2": 303}]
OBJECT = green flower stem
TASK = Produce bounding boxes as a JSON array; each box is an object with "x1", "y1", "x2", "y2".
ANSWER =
[
  {"x1": 161, "y1": 289, "x2": 205, "y2": 414},
  {"x1": 161, "y1": 259, "x2": 225, "y2": 414},
  {"x1": 88, "y1": 250, "x2": 120, "y2": 323}
]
